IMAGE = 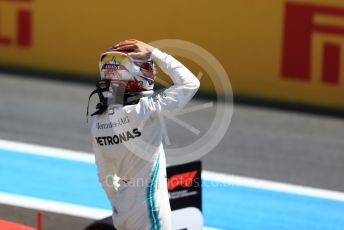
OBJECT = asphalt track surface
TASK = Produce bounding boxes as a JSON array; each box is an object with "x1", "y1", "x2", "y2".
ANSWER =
[{"x1": 1, "y1": 73, "x2": 344, "y2": 229}]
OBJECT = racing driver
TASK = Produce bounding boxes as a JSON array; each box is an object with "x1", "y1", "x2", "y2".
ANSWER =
[{"x1": 89, "y1": 39, "x2": 200, "y2": 230}]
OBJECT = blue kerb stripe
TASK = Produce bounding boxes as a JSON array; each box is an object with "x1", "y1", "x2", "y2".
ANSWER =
[
  {"x1": 1, "y1": 147, "x2": 344, "y2": 229},
  {"x1": 146, "y1": 154, "x2": 161, "y2": 230},
  {"x1": 0, "y1": 148, "x2": 111, "y2": 209},
  {"x1": 201, "y1": 180, "x2": 344, "y2": 230}
]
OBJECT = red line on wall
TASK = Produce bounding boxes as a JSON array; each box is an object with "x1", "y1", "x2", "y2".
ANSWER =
[
  {"x1": 281, "y1": 3, "x2": 313, "y2": 81},
  {"x1": 314, "y1": 25, "x2": 344, "y2": 35},
  {"x1": 0, "y1": 36, "x2": 11, "y2": 46},
  {"x1": 322, "y1": 43, "x2": 340, "y2": 85},
  {"x1": 0, "y1": 8, "x2": 12, "y2": 46},
  {"x1": 17, "y1": 9, "x2": 31, "y2": 47}
]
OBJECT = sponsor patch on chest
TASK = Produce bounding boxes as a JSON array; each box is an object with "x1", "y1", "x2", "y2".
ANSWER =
[{"x1": 95, "y1": 128, "x2": 141, "y2": 146}]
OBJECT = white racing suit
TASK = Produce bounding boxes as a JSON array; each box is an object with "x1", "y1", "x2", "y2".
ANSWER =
[{"x1": 91, "y1": 48, "x2": 200, "y2": 230}]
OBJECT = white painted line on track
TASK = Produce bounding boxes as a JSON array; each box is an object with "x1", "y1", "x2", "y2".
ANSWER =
[
  {"x1": 0, "y1": 192, "x2": 111, "y2": 220},
  {"x1": 0, "y1": 139, "x2": 94, "y2": 163},
  {"x1": 202, "y1": 171, "x2": 344, "y2": 202}
]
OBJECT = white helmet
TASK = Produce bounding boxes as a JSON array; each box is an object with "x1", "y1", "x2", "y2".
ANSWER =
[
  {"x1": 99, "y1": 48, "x2": 156, "y2": 95},
  {"x1": 86, "y1": 48, "x2": 157, "y2": 121}
]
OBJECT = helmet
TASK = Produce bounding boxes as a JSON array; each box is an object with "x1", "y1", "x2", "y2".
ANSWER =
[
  {"x1": 86, "y1": 47, "x2": 157, "y2": 121},
  {"x1": 99, "y1": 47, "x2": 156, "y2": 95}
]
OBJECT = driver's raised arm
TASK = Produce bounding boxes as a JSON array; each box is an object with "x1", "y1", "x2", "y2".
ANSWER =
[{"x1": 141, "y1": 48, "x2": 200, "y2": 115}]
